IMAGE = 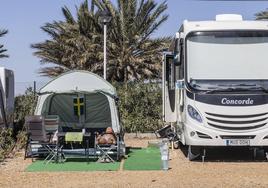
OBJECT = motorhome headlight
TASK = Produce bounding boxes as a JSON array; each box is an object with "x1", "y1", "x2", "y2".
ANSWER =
[{"x1": 187, "y1": 105, "x2": 202, "y2": 123}]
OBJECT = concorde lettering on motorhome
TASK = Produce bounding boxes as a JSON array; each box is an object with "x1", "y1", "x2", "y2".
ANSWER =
[
  {"x1": 162, "y1": 14, "x2": 268, "y2": 160},
  {"x1": 221, "y1": 98, "x2": 253, "y2": 105},
  {"x1": 0, "y1": 67, "x2": 14, "y2": 128}
]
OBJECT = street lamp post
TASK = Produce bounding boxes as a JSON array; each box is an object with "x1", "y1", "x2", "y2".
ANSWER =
[{"x1": 98, "y1": 10, "x2": 112, "y2": 80}]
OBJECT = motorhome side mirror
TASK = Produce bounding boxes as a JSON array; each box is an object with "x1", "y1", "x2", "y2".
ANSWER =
[
  {"x1": 174, "y1": 54, "x2": 181, "y2": 66},
  {"x1": 174, "y1": 38, "x2": 181, "y2": 66},
  {"x1": 176, "y1": 80, "x2": 185, "y2": 89}
]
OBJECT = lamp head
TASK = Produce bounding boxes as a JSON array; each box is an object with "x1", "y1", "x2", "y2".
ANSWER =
[{"x1": 98, "y1": 10, "x2": 112, "y2": 24}]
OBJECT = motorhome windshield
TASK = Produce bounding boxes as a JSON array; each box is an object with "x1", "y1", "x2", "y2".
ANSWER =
[{"x1": 186, "y1": 31, "x2": 268, "y2": 92}]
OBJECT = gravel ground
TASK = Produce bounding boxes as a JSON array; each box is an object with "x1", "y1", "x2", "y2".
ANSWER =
[{"x1": 1, "y1": 137, "x2": 268, "y2": 188}]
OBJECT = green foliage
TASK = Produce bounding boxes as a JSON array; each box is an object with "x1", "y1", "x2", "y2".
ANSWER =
[
  {"x1": 32, "y1": 0, "x2": 171, "y2": 81},
  {"x1": 0, "y1": 87, "x2": 38, "y2": 161},
  {"x1": 15, "y1": 131, "x2": 27, "y2": 150},
  {"x1": 116, "y1": 81, "x2": 162, "y2": 133},
  {"x1": 0, "y1": 128, "x2": 15, "y2": 161},
  {"x1": 14, "y1": 87, "x2": 37, "y2": 129},
  {"x1": 256, "y1": 9, "x2": 268, "y2": 20},
  {"x1": 0, "y1": 88, "x2": 36, "y2": 161},
  {"x1": 0, "y1": 29, "x2": 8, "y2": 58},
  {"x1": 0, "y1": 130, "x2": 27, "y2": 161}
]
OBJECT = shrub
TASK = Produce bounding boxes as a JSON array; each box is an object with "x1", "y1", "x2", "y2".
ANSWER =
[
  {"x1": 9, "y1": 87, "x2": 37, "y2": 156},
  {"x1": 116, "y1": 81, "x2": 162, "y2": 133},
  {"x1": 14, "y1": 87, "x2": 37, "y2": 132},
  {"x1": 15, "y1": 130, "x2": 27, "y2": 150},
  {"x1": 0, "y1": 128, "x2": 15, "y2": 161}
]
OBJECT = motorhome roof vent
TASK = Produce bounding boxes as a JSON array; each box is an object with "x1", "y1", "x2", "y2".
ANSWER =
[{"x1": 215, "y1": 14, "x2": 243, "y2": 21}]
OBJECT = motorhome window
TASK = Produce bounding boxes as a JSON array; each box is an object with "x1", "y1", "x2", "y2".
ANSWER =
[
  {"x1": 166, "y1": 55, "x2": 175, "y2": 90},
  {"x1": 186, "y1": 31, "x2": 268, "y2": 91},
  {"x1": 179, "y1": 40, "x2": 184, "y2": 80}
]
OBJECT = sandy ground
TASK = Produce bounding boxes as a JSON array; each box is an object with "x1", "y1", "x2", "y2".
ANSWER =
[{"x1": 1, "y1": 137, "x2": 268, "y2": 188}]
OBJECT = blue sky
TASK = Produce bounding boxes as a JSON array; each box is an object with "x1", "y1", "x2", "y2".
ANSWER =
[{"x1": 0, "y1": 0, "x2": 268, "y2": 93}]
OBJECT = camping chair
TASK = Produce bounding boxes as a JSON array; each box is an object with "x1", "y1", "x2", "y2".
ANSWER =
[
  {"x1": 44, "y1": 115, "x2": 59, "y2": 141},
  {"x1": 95, "y1": 133, "x2": 120, "y2": 163},
  {"x1": 24, "y1": 115, "x2": 58, "y2": 164}
]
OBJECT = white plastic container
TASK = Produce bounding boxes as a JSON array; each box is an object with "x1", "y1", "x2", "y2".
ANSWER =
[{"x1": 160, "y1": 138, "x2": 169, "y2": 171}]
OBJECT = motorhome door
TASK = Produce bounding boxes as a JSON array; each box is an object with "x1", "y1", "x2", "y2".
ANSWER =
[{"x1": 162, "y1": 53, "x2": 177, "y2": 123}]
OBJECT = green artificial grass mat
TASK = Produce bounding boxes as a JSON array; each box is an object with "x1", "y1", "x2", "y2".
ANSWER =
[
  {"x1": 26, "y1": 159, "x2": 120, "y2": 172},
  {"x1": 123, "y1": 147, "x2": 161, "y2": 171},
  {"x1": 26, "y1": 147, "x2": 161, "y2": 172}
]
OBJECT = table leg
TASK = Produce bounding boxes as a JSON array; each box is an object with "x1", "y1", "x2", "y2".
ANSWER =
[
  {"x1": 56, "y1": 140, "x2": 59, "y2": 163},
  {"x1": 87, "y1": 139, "x2": 89, "y2": 163}
]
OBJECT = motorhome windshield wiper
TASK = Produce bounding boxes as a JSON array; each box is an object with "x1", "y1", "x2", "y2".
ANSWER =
[
  {"x1": 203, "y1": 86, "x2": 268, "y2": 94},
  {"x1": 235, "y1": 84, "x2": 268, "y2": 93},
  {"x1": 218, "y1": 83, "x2": 257, "y2": 87},
  {"x1": 247, "y1": 86, "x2": 268, "y2": 93},
  {"x1": 202, "y1": 87, "x2": 236, "y2": 94}
]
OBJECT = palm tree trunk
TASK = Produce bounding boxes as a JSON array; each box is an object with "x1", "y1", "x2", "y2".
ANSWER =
[{"x1": 124, "y1": 66, "x2": 128, "y2": 83}]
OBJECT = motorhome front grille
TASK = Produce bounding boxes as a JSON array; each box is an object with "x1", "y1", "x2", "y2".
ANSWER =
[
  {"x1": 220, "y1": 135, "x2": 256, "y2": 139},
  {"x1": 206, "y1": 112, "x2": 268, "y2": 119},
  {"x1": 206, "y1": 117, "x2": 268, "y2": 124},
  {"x1": 205, "y1": 112, "x2": 268, "y2": 131},
  {"x1": 207, "y1": 122, "x2": 266, "y2": 130}
]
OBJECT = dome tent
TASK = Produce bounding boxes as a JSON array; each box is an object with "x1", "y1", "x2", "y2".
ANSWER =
[{"x1": 35, "y1": 70, "x2": 120, "y2": 133}]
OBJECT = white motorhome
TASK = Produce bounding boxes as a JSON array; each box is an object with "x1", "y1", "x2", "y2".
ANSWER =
[
  {"x1": 163, "y1": 14, "x2": 268, "y2": 160},
  {"x1": 0, "y1": 67, "x2": 14, "y2": 128}
]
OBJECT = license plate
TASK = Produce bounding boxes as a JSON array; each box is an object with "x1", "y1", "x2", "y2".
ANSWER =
[{"x1": 226, "y1": 139, "x2": 250, "y2": 146}]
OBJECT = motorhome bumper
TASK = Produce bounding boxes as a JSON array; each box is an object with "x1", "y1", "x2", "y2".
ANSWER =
[{"x1": 184, "y1": 123, "x2": 268, "y2": 146}]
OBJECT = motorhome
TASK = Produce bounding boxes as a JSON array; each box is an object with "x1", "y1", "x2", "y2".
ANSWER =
[
  {"x1": 0, "y1": 67, "x2": 14, "y2": 128},
  {"x1": 163, "y1": 14, "x2": 268, "y2": 160}
]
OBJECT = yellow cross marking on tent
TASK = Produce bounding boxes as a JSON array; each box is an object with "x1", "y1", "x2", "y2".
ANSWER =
[{"x1": 74, "y1": 97, "x2": 84, "y2": 116}]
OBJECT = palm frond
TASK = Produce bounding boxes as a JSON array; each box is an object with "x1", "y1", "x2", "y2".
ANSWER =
[
  {"x1": 32, "y1": 0, "x2": 170, "y2": 81},
  {"x1": 62, "y1": 6, "x2": 76, "y2": 24},
  {"x1": 256, "y1": 9, "x2": 268, "y2": 20},
  {"x1": 0, "y1": 29, "x2": 8, "y2": 58}
]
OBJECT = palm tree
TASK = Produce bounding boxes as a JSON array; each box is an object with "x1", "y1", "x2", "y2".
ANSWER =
[
  {"x1": 95, "y1": 0, "x2": 170, "y2": 82},
  {"x1": 0, "y1": 29, "x2": 8, "y2": 58},
  {"x1": 256, "y1": 9, "x2": 268, "y2": 20},
  {"x1": 32, "y1": 1, "x2": 103, "y2": 77},
  {"x1": 32, "y1": 0, "x2": 171, "y2": 81}
]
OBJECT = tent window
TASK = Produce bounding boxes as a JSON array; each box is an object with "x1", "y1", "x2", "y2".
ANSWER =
[
  {"x1": 47, "y1": 94, "x2": 80, "y2": 125},
  {"x1": 84, "y1": 93, "x2": 112, "y2": 128},
  {"x1": 73, "y1": 97, "x2": 84, "y2": 116}
]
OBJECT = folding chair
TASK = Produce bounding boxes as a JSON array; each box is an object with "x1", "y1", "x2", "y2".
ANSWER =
[
  {"x1": 44, "y1": 115, "x2": 59, "y2": 142},
  {"x1": 95, "y1": 135, "x2": 120, "y2": 163},
  {"x1": 24, "y1": 115, "x2": 58, "y2": 164}
]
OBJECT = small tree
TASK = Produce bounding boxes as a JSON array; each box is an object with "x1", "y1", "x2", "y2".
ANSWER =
[
  {"x1": 0, "y1": 128, "x2": 14, "y2": 161},
  {"x1": 116, "y1": 81, "x2": 162, "y2": 133},
  {"x1": 14, "y1": 87, "x2": 37, "y2": 129},
  {"x1": 12, "y1": 87, "x2": 37, "y2": 153}
]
